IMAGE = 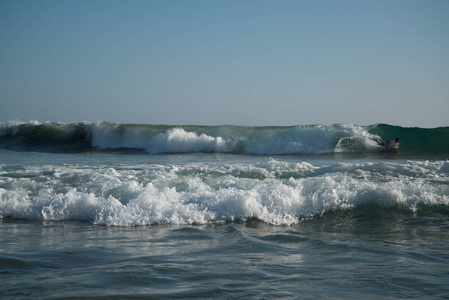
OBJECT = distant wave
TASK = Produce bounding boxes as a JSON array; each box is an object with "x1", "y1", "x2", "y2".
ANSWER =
[{"x1": 1, "y1": 121, "x2": 448, "y2": 155}]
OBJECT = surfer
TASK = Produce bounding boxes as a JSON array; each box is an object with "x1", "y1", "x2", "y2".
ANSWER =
[
  {"x1": 374, "y1": 137, "x2": 400, "y2": 149},
  {"x1": 386, "y1": 138, "x2": 400, "y2": 149}
]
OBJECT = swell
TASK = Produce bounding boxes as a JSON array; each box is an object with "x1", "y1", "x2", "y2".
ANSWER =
[
  {"x1": 0, "y1": 121, "x2": 92, "y2": 153},
  {"x1": 0, "y1": 121, "x2": 448, "y2": 155}
]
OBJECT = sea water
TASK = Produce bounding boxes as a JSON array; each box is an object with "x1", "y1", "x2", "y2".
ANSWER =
[{"x1": 1, "y1": 122, "x2": 449, "y2": 299}]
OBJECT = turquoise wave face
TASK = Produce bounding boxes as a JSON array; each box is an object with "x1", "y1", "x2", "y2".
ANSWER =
[
  {"x1": 1, "y1": 121, "x2": 448, "y2": 155},
  {"x1": 368, "y1": 124, "x2": 449, "y2": 155}
]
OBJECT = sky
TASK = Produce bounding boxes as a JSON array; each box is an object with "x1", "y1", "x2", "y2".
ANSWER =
[{"x1": 1, "y1": 0, "x2": 448, "y2": 127}]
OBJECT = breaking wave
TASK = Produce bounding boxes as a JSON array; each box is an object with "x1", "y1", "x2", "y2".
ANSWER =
[
  {"x1": 0, "y1": 121, "x2": 448, "y2": 155},
  {"x1": 1, "y1": 159, "x2": 448, "y2": 226}
]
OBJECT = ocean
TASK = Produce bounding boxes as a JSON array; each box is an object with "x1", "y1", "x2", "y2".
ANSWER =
[{"x1": 1, "y1": 121, "x2": 449, "y2": 299}]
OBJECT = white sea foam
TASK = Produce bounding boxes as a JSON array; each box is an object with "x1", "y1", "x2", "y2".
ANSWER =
[
  {"x1": 146, "y1": 128, "x2": 228, "y2": 154},
  {"x1": 1, "y1": 160, "x2": 448, "y2": 226}
]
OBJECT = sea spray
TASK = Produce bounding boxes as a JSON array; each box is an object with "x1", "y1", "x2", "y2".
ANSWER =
[
  {"x1": 145, "y1": 128, "x2": 228, "y2": 153},
  {"x1": 1, "y1": 159, "x2": 448, "y2": 226}
]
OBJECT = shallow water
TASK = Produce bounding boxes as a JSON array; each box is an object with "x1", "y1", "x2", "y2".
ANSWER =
[{"x1": 2, "y1": 213, "x2": 449, "y2": 299}]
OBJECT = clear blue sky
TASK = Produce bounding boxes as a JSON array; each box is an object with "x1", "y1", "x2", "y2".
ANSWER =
[{"x1": 1, "y1": 0, "x2": 448, "y2": 127}]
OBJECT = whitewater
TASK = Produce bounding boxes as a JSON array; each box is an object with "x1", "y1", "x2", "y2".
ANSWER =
[
  {"x1": 1, "y1": 155, "x2": 448, "y2": 226},
  {"x1": 1, "y1": 121, "x2": 449, "y2": 298}
]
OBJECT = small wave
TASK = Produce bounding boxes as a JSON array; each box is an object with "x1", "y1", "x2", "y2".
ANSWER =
[{"x1": 1, "y1": 160, "x2": 448, "y2": 226}]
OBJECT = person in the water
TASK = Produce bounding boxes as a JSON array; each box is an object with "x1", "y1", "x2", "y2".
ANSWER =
[
  {"x1": 374, "y1": 137, "x2": 400, "y2": 149},
  {"x1": 385, "y1": 138, "x2": 400, "y2": 149}
]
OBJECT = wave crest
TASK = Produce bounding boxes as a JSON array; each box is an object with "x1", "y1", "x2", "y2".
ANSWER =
[
  {"x1": 147, "y1": 128, "x2": 228, "y2": 153},
  {"x1": 1, "y1": 121, "x2": 448, "y2": 155}
]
